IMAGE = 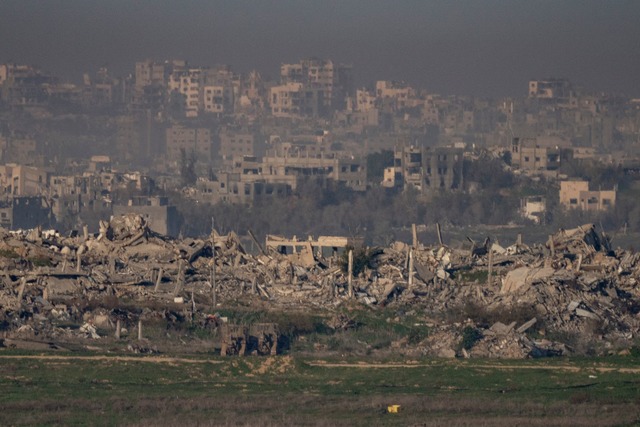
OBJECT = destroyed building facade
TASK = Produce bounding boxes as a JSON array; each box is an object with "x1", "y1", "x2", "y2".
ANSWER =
[{"x1": 383, "y1": 145, "x2": 464, "y2": 193}]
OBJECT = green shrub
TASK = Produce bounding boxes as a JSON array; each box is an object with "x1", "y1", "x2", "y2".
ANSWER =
[
  {"x1": 0, "y1": 249, "x2": 19, "y2": 259},
  {"x1": 456, "y1": 269, "x2": 488, "y2": 283},
  {"x1": 407, "y1": 325, "x2": 430, "y2": 344},
  {"x1": 449, "y1": 302, "x2": 539, "y2": 330},
  {"x1": 29, "y1": 257, "x2": 52, "y2": 267},
  {"x1": 460, "y1": 326, "x2": 483, "y2": 350},
  {"x1": 338, "y1": 246, "x2": 375, "y2": 277}
]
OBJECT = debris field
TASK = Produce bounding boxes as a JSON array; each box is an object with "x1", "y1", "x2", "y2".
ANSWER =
[{"x1": 1, "y1": 214, "x2": 639, "y2": 358}]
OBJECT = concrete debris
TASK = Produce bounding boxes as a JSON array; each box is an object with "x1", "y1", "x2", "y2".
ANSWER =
[
  {"x1": 516, "y1": 318, "x2": 537, "y2": 334},
  {"x1": 79, "y1": 323, "x2": 100, "y2": 339},
  {"x1": 1, "y1": 217, "x2": 639, "y2": 359}
]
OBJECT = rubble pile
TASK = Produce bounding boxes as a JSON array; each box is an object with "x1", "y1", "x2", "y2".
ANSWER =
[{"x1": 1, "y1": 216, "x2": 639, "y2": 358}]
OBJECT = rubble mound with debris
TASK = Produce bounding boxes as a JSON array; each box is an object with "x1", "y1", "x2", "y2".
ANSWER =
[{"x1": 1, "y1": 219, "x2": 639, "y2": 359}]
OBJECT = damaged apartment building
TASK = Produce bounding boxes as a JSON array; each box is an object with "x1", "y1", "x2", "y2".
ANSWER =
[
  {"x1": 0, "y1": 155, "x2": 174, "y2": 232},
  {"x1": 270, "y1": 58, "x2": 353, "y2": 118},
  {"x1": 510, "y1": 137, "x2": 573, "y2": 176},
  {"x1": 382, "y1": 145, "x2": 464, "y2": 193},
  {"x1": 191, "y1": 133, "x2": 366, "y2": 204},
  {"x1": 0, "y1": 164, "x2": 52, "y2": 229}
]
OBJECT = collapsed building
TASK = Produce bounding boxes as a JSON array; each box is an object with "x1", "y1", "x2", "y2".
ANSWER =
[{"x1": 0, "y1": 215, "x2": 639, "y2": 359}]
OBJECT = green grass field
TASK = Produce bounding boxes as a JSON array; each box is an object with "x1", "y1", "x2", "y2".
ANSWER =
[{"x1": 1, "y1": 352, "x2": 639, "y2": 426}]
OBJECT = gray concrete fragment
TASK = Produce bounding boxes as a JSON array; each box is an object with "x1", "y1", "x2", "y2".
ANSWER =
[{"x1": 516, "y1": 318, "x2": 537, "y2": 334}]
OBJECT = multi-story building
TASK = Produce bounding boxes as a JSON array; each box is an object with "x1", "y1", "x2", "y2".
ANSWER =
[
  {"x1": 0, "y1": 164, "x2": 49, "y2": 196},
  {"x1": 203, "y1": 85, "x2": 224, "y2": 114},
  {"x1": 258, "y1": 151, "x2": 366, "y2": 192},
  {"x1": 238, "y1": 70, "x2": 266, "y2": 110},
  {"x1": 0, "y1": 134, "x2": 39, "y2": 164},
  {"x1": 510, "y1": 137, "x2": 572, "y2": 173},
  {"x1": 280, "y1": 58, "x2": 352, "y2": 111},
  {"x1": 0, "y1": 63, "x2": 53, "y2": 106},
  {"x1": 198, "y1": 66, "x2": 239, "y2": 114},
  {"x1": 115, "y1": 115, "x2": 146, "y2": 163},
  {"x1": 82, "y1": 67, "x2": 117, "y2": 107},
  {"x1": 168, "y1": 68, "x2": 202, "y2": 117},
  {"x1": 219, "y1": 127, "x2": 262, "y2": 161},
  {"x1": 133, "y1": 59, "x2": 186, "y2": 110},
  {"x1": 0, "y1": 196, "x2": 52, "y2": 230},
  {"x1": 166, "y1": 125, "x2": 212, "y2": 169},
  {"x1": 193, "y1": 173, "x2": 291, "y2": 205},
  {"x1": 49, "y1": 174, "x2": 109, "y2": 224},
  {"x1": 375, "y1": 81, "x2": 415, "y2": 112},
  {"x1": 135, "y1": 60, "x2": 177, "y2": 89},
  {"x1": 559, "y1": 180, "x2": 616, "y2": 211},
  {"x1": 355, "y1": 89, "x2": 376, "y2": 112},
  {"x1": 166, "y1": 64, "x2": 239, "y2": 117},
  {"x1": 269, "y1": 82, "x2": 323, "y2": 118},
  {"x1": 385, "y1": 146, "x2": 464, "y2": 193},
  {"x1": 193, "y1": 143, "x2": 366, "y2": 205},
  {"x1": 528, "y1": 78, "x2": 572, "y2": 101}
]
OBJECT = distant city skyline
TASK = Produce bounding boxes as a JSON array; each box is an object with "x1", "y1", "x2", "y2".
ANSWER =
[{"x1": 1, "y1": 0, "x2": 639, "y2": 98}]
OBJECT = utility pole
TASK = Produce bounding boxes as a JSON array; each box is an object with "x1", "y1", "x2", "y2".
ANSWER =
[
  {"x1": 347, "y1": 249, "x2": 354, "y2": 298},
  {"x1": 211, "y1": 217, "x2": 217, "y2": 308}
]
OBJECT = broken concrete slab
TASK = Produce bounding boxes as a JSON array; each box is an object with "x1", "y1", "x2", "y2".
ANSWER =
[
  {"x1": 575, "y1": 308, "x2": 600, "y2": 320},
  {"x1": 516, "y1": 318, "x2": 537, "y2": 334},
  {"x1": 501, "y1": 267, "x2": 555, "y2": 294}
]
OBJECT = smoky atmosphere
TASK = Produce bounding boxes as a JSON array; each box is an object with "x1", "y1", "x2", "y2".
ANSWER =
[
  {"x1": 2, "y1": 2, "x2": 640, "y2": 426},
  {"x1": 1, "y1": 0, "x2": 640, "y2": 96}
]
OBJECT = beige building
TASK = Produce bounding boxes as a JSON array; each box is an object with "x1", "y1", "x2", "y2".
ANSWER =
[
  {"x1": 166, "y1": 125, "x2": 212, "y2": 168},
  {"x1": 375, "y1": 81, "x2": 415, "y2": 112},
  {"x1": 193, "y1": 173, "x2": 291, "y2": 205},
  {"x1": 528, "y1": 78, "x2": 572, "y2": 100},
  {"x1": 0, "y1": 164, "x2": 49, "y2": 196},
  {"x1": 135, "y1": 60, "x2": 178, "y2": 89},
  {"x1": 0, "y1": 134, "x2": 39, "y2": 165},
  {"x1": 0, "y1": 64, "x2": 8, "y2": 86},
  {"x1": 168, "y1": 68, "x2": 202, "y2": 117},
  {"x1": 387, "y1": 146, "x2": 464, "y2": 193},
  {"x1": 520, "y1": 196, "x2": 546, "y2": 224},
  {"x1": 203, "y1": 85, "x2": 230, "y2": 114},
  {"x1": 559, "y1": 180, "x2": 616, "y2": 211},
  {"x1": 216, "y1": 146, "x2": 366, "y2": 195},
  {"x1": 280, "y1": 58, "x2": 352, "y2": 111},
  {"x1": 219, "y1": 128, "x2": 262, "y2": 161},
  {"x1": 257, "y1": 153, "x2": 366, "y2": 192},
  {"x1": 238, "y1": 70, "x2": 266, "y2": 111},
  {"x1": 49, "y1": 174, "x2": 108, "y2": 223},
  {"x1": 269, "y1": 82, "x2": 323, "y2": 118},
  {"x1": 510, "y1": 137, "x2": 571, "y2": 172},
  {"x1": 355, "y1": 89, "x2": 376, "y2": 112}
]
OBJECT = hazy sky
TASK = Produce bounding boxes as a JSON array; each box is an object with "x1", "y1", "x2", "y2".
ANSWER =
[{"x1": 1, "y1": 0, "x2": 639, "y2": 97}]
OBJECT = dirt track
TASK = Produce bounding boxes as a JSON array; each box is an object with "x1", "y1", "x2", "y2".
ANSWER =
[
  {"x1": 0, "y1": 354, "x2": 222, "y2": 364},
  {"x1": 307, "y1": 361, "x2": 640, "y2": 373},
  {"x1": 2, "y1": 355, "x2": 639, "y2": 373}
]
